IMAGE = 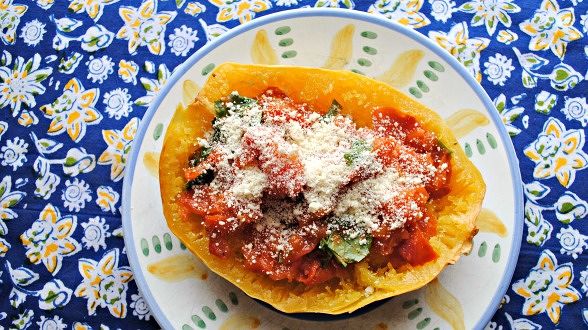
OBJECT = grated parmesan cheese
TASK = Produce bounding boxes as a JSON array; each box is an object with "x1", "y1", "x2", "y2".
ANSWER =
[{"x1": 189, "y1": 91, "x2": 447, "y2": 268}]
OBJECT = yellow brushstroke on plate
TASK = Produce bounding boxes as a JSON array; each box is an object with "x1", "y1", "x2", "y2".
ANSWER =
[
  {"x1": 376, "y1": 49, "x2": 424, "y2": 88},
  {"x1": 445, "y1": 109, "x2": 490, "y2": 139},
  {"x1": 182, "y1": 79, "x2": 200, "y2": 106},
  {"x1": 476, "y1": 208, "x2": 507, "y2": 237},
  {"x1": 220, "y1": 313, "x2": 261, "y2": 330},
  {"x1": 425, "y1": 278, "x2": 465, "y2": 330},
  {"x1": 143, "y1": 151, "x2": 160, "y2": 178},
  {"x1": 147, "y1": 254, "x2": 207, "y2": 282},
  {"x1": 322, "y1": 24, "x2": 355, "y2": 70},
  {"x1": 251, "y1": 30, "x2": 278, "y2": 65}
]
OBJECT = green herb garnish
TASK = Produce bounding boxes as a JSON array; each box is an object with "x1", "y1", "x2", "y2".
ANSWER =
[
  {"x1": 437, "y1": 139, "x2": 453, "y2": 154},
  {"x1": 185, "y1": 170, "x2": 215, "y2": 189},
  {"x1": 344, "y1": 140, "x2": 370, "y2": 165},
  {"x1": 324, "y1": 99, "x2": 342, "y2": 119},
  {"x1": 214, "y1": 94, "x2": 257, "y2": 118},
  {"x1": 319, "y1": 232, "x2": 372, "y2": 267},
  {"x1": 214, "y1": 100, "x2": 229, "y2": 118},
  {"x1": 189, "y1": 146, "x2": 212, "y2": 166},
  {"x1": 229, "y1": 94, "x2": 256, "y2": 107}
]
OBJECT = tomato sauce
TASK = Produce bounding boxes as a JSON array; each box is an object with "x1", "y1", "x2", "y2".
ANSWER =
[{"x1": 179, "y1": 89, "x2": 451, "y2": 284}]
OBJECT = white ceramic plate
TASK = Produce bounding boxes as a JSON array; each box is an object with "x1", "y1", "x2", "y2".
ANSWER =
[{"x1": 122, "y1": 8, "x2": 523, "y2": 330}]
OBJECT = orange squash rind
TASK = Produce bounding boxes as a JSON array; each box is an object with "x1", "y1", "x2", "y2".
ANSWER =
[{"x1": 159, "y1": 63, "x2": 485, "y2": 314}]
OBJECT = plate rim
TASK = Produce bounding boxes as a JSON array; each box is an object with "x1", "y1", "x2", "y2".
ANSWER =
[{"x1": 122, "y1": 8, "x2": 524, "y2": 330}]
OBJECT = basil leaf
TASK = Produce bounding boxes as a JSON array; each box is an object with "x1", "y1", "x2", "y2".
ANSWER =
[
  {"x1": 437, "y1": 139, "x2": 453, "y2": 154},
  {"x1": 186, "y1": 170, "x2": 215, "y2": 189},
  {"x1": 324, "y1": 99, "x2": 341, "y2": 118},
  {"x1": 344, "y1": 140, "x2": 370, "y2": 165},
  {"x1": 229, "y1": 94, "x2": 256, "y2": 107},
  {"x1": 214, "y1": 94, "x2": 257, "y2": 118},
  {"x1": 189, "y1": 146, "x2": 211, "y2": 166},
  {"x1": 320, "y1": 232, "x2": 372, "y2": 267},
  {"x1": 214, "y1": 100, "x2": 229, "y2": 118}
]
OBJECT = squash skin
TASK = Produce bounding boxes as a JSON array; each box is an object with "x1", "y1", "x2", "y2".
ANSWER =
[{"x1": 159, "y1": 63, "x2": 485, "y2": 314}]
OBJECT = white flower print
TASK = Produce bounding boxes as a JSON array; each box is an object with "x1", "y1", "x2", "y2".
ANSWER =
[
  {"x1": 494, "y1": 94, "x2": 524, "y2": 136},
  {"x1": 429, "y1": 0, "x2": 454, "y2": 23},
  {"x1": 61, "y1": 178, "x2": 92, "y2": 212},
  {"x1": 20, "y1": 19, "x2": 45, "y2": 47},
  {"x1": 0, "y1": 0, "x2": 28, "y2": 45},
  {"x1": 168, "y1": 25, "x2": 199, "y2": 57},
  {"x1": 561, "y1": 96, "x2": 588, "y2": 127},
  {"x1": 135, "y1": 64, "x2": 169, "y2": 107},
  {"x1": 581, "y1": 11, "x2": 588, "y2": 34},
  {"x1": 557, "y1": 226, "x2": 588, "y2": 259},
  {"x1": 103, "y1": 88, "x2": 133, "y2": 120},
  {"x1": 74, "y1": 249, "x2": 133, "y2": 318},
  {"x1": 275, "y1": 0, "x2": 298, "y2": 6},
  {"x1": 368, "y1": 0, "x2": 430, "y2": 28},
  {"x1": 86, "y1": 55, "x2": 114, "y2": 84},
  {"x1": 428, "y1": 22, "x2": 489, "y2": 82},
  {"x1": 130, "y1": 293, "x2": 152, "y2": 320},
  {"x1": 1, "y1": 136, "x2": 28, "y2": 170},
  {"x1": 580, "y1": 266, "x2": 588, "y2": 294},
  {"x1": 36, "y1": 315, "x2": 67, "y2": 330},
  {"x1": 0, "y1": 53, "x2": 52, "y2": 117},
  {"x1": 116, "y1": 0, "x2": 177, "y2": 55},
  {"x1": 484, "y1": 53, "x2": 514, "y2": 86},
  {"x1": 458, "y1": 0, "x2": 520, "y2": 36},
  {"x1": 504, "y1": 313, "x2": 542, "y2": 330},
  {"x1": 81, "y1": 216, "x2": 111, "y2": 252}
]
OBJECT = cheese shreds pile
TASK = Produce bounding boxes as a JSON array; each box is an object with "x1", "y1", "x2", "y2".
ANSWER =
[{"x1": 193, "y1": 91, "x2": 440, "y2": 267}]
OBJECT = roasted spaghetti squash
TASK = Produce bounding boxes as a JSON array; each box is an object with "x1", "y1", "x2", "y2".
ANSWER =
[{"x1": 159, "y1": 63, "x2": 485, "y2": 314}]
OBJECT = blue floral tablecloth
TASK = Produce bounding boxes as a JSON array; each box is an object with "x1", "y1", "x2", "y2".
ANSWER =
[{"x1": 0, "y1": 0, "x2": 587, "y2": 328}]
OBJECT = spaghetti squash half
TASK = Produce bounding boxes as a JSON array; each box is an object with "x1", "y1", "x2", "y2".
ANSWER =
[{"x1": 159, "y1": 63, "x2": 485, "y2": 314}]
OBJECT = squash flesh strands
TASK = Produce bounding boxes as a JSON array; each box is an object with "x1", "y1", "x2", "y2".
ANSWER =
[{"x1": 159, "y1": 63, "x2": 485, "y2": 314}]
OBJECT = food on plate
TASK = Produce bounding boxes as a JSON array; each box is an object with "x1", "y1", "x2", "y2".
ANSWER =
[{"x1": 159, "y1": 63, "x2": 485, "y2": 314}]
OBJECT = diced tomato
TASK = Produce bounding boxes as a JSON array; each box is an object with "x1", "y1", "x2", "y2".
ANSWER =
[
  {"x1": 242, "y1": 247, "x2": 277, "y2": 274},
  {"x1": 416, "y1": 213, "x2": 437, "y2": 239},
  {"x1": 261, "y1": 92, "x2": 306, "y2": 124},
  {"x1": 286, "y1": 234, "x2": 319, "y2": 262},
  {"x1": 404, "y1": 126, "x2": 438, "y2": 153},
  {"x1": 209, "y1": 235, "x2": 230, "y2": 258},
  {"x1": 296, "y1": 258, "x2": 337, "y2": 285},
  {"x1": 427, "y1": 151, "x2": 451, "y2": 198},
  {"x1": 371, "y1": 229, "x2": 410, "y2": 256},
  {"x1": 184, "y1": 149, "x2": 222, "y2": 181},
  {"x1": 397, "y1": 230, "x2": 438, "y2": 266},
  {"x1": 259, "y1": 147, "x2": 305, "y2": 198},
  {"x1": 372, "y1": 137, "x2": 401, "y2": 167},
  {"x1": 178, "y1": 191, "x2": 209, "y2": 216}
]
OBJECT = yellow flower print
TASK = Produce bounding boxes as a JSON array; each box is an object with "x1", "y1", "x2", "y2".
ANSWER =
[
  {"x1": 98, "y1": 117, "x2": 139, "y2": 182},
  {"x1": 512, "y1": 250, "x2": 581, "y2": 324},
  {"x1": 185, "y1": 1, "x2": 206, "y2": 16},
  {"x1": 96, "y1": 185, "x2": 119, "y2": 213},
  {"x1": 0, "y1": 238, "x2": 8, "y2": 255},
  {"x1": 68, "y1": 0, "x2": 120, "y2": 21},
  {"x1": 458, "y1": 0, "x2": 520, "y2": 36},
  {"x1": 40, "y1": 78, "x2": 102, "y2": 143},
  {"x1": 209, "y1": 0, "x2": 271, "y2": 24},
  {"x1": 20, "y1": 203, "x2": 81, "y2": 275},
  {"x1": 75, "y1": 249, "x2": 133, "y2": 318},
  {"x1": 524, "y1": 117, "x2": 588, "y2": 188},
  {"x1": 118, "y1": 59, "x2": 139, "y2": 85},
  {"x1": 428, "y1": 22, "x2": 489, "y2": 82},
  {"x1": 368, "y1": 0, "x2": 430, "y2": 29},
  {"x1": 0, "y1": 0, "x2": 27, "y2": 45},
  {"x1": 116, "y1": 0, "x2": 177, "y2": 55},
  {"x1": 519, "y1": 0, "x2": 583, "y2": 60}
]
